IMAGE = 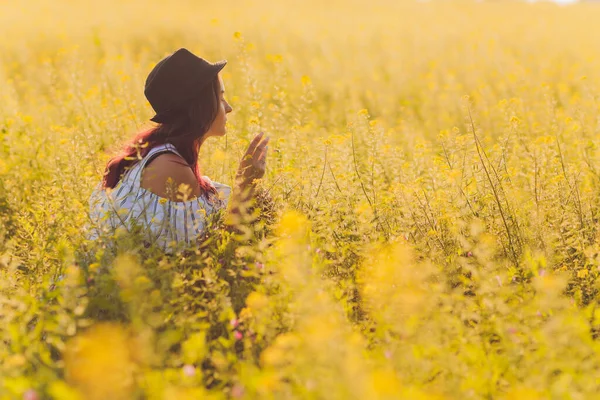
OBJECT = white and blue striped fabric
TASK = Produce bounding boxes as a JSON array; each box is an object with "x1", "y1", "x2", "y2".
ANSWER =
[{"x1": 85, "y1": 143, "x2": 231, "y2": 253}]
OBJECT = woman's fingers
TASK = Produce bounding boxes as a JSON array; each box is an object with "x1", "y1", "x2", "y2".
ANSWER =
[
  {"x1": 253, "y1": 143, "x2": 268, "y2": 166},
  {"x1": 257, "y1": 144, "x2": 268, "y2": 161},
  {"x1": 253, "y1": 136, "x2": 270, "y2": 157},
  {"x1": 237, "y1": 134, "x2": 269, "y2": 182},
  {"x1": 244, "y1": 131, "x2": 265, "y2": 157}
]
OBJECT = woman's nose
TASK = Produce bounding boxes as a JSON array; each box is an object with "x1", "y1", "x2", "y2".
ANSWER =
[{"x1": 226, "y1": 104, "x2": 233, "y2": 113}]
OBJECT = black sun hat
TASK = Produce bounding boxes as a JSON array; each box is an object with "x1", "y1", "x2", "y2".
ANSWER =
[{"x1": 144, "y1": 48, "x2": 227, "y2": 123}]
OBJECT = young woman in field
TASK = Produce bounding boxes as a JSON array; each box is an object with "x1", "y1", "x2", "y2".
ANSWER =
[{"x1": 86, "y1": 48, "x2": 270, "y2": 253}]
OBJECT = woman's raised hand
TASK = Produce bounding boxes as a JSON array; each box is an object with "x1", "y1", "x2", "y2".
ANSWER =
[{"x1": 236, "y1": 131, "x2": 270, "y2": 186}]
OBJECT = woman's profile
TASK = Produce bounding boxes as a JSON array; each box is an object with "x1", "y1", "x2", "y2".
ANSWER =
[{"x1": 86, "y1": 47, "x2": 270, "y2": 253}]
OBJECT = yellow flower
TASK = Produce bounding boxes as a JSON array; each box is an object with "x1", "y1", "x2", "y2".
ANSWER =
[
  {"x1": 354, "y1": 201, "x2": 372, "y2": 217},
  {"x1": 213, "y1": 148, "x2": 226, "y2": 162},
  {"x1": 181, "y1": 332, "x2": 207, "y2": 364},
  {"x1": 504, "y1": 387, "x2": 544, "y2": 400},
  {"x1": 371, "y1": 369, "x2": 402, "y2": 396},
  {"x1": 247, "y1": 291, "x2": 269, "y2": 310},
  {"x1": 260, "y1": 332, "x2": 300, "y2": 367},
  {"x1": 277, "y1": 210, "x2": 310, "y2": 239},
  {"x1": 64, "y1": 323, "x2": 136, "y2": 400}
]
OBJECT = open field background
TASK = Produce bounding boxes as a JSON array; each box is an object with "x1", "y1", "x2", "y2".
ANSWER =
[{"x1": 3, "y1": 0, "x2": 600, "y2": 398}]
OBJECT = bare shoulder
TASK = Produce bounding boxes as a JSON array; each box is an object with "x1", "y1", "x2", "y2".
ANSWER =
[{"x1": 140, "y1": 153, "x2": 201, "y2": 201}]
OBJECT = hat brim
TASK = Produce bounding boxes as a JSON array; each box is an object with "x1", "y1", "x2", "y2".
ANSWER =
[
  {"x1": 211, "y1": 60, "x2": 227, "y2": 77},
  {"x1": 214, "y1": 60, "x2": 227, "y2": 69},
  {"x1": 150, "y1": 113, "x2": 169, "y2": 123}
]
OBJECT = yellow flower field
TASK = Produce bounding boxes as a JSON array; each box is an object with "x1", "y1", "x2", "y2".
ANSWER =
[{"x1": 2, "y1": 0, "x2": 600, "y2": 398}]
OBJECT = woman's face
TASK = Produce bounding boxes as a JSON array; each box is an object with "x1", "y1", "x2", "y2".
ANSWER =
[{"x1": 205, "y1": 75, "x2": 233, "y2": 139}]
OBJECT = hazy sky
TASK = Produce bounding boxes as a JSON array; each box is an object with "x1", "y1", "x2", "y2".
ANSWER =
[{"x1": 532, "y1": 0, "x2": 579, "y2": 4}]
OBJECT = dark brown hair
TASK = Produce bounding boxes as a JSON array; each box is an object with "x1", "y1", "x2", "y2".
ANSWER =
[{"x1": 102, "y1": 75, "x2": 222, "y2": 201}]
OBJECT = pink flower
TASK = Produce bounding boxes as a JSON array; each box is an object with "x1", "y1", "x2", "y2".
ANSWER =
[
  {"x1": 384, "y1": 350, "x2": 392, "y2": 359},
  {"x1": 254, "y1": 261, "x2": 264, "y2": 270},
  {"x1": 234, "y1": 331, "x2": 243, "y2": 340},
  {"x1": 467, "y1": 251, "x2": 473, "y2": 257},
  {"x1": 23, "y1": 389, "x2": 39, "y2": 400},
  {"x1": 231, "y1": 384, "x2": 245, "y2": 398},
  {"x1": 230, "y1": 318, "x2": 239, "y2": 328},
  {"x1": 315, "y1": 248, "x2": 322, "y2": 254},
  {"x1": 182, "y1": 364, "x2": 196, "y2": 377}
]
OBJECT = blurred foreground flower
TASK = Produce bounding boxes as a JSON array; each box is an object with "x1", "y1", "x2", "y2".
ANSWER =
[
  {"x1": 64, "y1": 323, "x2": 136, "y2": 400},
  {"x1": 358, "y1": 241, "x2": 437, "y2": 331}
]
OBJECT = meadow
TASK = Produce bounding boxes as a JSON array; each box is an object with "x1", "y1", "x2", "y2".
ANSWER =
[{"x1": 3, "y1": 0, "x2": 600, "y2": 398}]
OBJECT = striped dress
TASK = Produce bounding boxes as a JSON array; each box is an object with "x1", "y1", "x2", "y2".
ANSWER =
[{"x1": 85, "y1": 143, "x2": 231, "y2": 254}]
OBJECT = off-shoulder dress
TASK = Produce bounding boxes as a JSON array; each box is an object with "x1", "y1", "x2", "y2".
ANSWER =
[{"x1": 85, "y1": 143, "x2": 231, "y2": 253}]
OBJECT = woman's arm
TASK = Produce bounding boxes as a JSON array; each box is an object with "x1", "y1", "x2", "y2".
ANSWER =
[
  {"x1": 224, "y1": 132, "x2": 270, "y2": 232},
  {"x1": 224, "y1": 178, "x2": 257, "y2": 229}
]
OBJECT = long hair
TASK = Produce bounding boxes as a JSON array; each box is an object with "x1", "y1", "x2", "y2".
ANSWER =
[{"x1": 101, "y1": 75, "x2": 221, "y2": 201}]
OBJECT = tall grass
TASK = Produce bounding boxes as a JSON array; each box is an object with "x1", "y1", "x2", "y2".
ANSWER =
[{"x1": 3, "y1": 0, "x2": 600, "y2": 398}]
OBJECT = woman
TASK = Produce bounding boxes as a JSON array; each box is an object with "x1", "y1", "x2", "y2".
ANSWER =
[{"x1": 86, "y1": 48, "x2": 270, "y2": 253}]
